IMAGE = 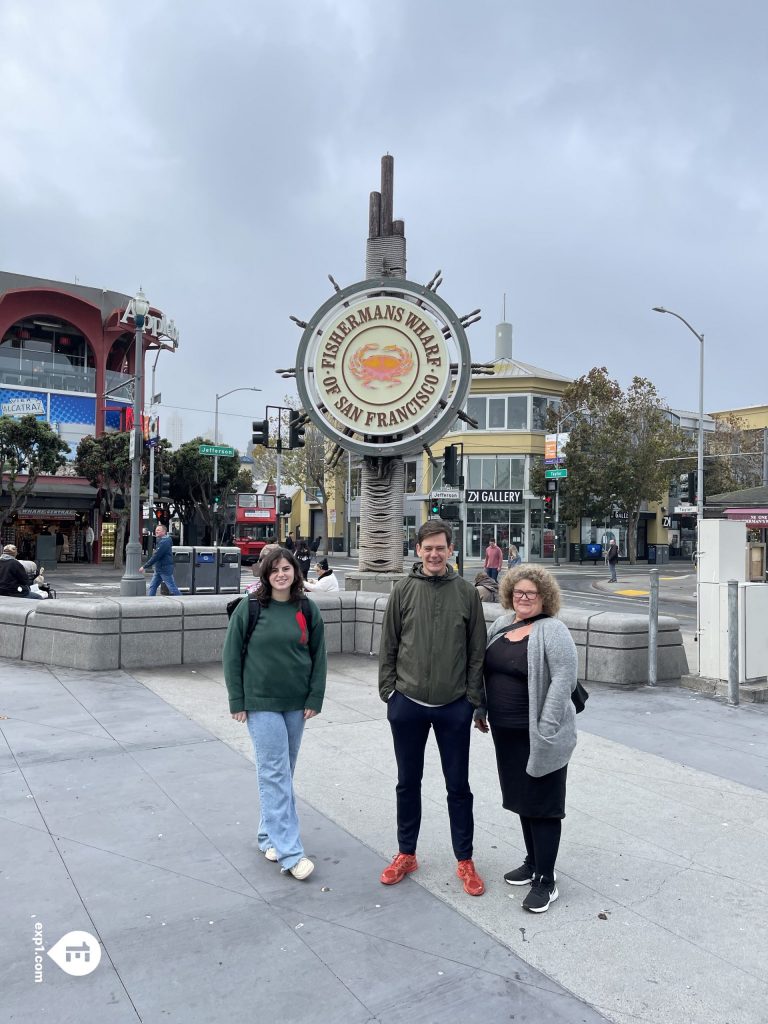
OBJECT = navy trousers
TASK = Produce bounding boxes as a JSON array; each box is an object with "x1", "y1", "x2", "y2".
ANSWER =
[{"x1": 387, "y1": 691, "x2": 475, "y2": 861}]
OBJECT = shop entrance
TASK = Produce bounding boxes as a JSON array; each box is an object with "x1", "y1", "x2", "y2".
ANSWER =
[{"x1": 467, "y1": 507, "x2": 525, "y2": 560}]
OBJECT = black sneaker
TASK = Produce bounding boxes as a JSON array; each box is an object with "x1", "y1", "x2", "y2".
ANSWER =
[
  {"x1": 504, "y1": 862, "x2": 535, "y2": 886},
  {"x1": 522, "y1": 876, "x2": 559, "y2": 913}
]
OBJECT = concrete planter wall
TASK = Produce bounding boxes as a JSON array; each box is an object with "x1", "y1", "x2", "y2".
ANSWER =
[{"x1": 0, "y1": 593, "x2": 687, "y2": 683}]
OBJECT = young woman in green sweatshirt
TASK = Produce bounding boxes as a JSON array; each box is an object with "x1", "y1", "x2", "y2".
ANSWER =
[{"x1": 223, "y1": 547, "x2": 327, "y2": 880}]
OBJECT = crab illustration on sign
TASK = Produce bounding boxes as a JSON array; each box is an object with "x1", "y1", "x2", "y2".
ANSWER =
[{"x1": 348, "y1": 343, "x2": 414, "y2": 388}]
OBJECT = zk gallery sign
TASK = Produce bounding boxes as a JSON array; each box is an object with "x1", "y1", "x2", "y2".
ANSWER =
[{"x1": 465, "y1": 489, "x2": 523, "y2": 504}]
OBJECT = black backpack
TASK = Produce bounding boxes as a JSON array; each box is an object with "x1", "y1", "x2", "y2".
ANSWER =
[{"x1": 226, "y1": 593, "x2": 312, "y2": 675}]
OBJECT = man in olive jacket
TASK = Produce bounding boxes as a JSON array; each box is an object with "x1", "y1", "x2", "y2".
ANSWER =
[{"x1": 378, "y1": 519, "x2": 487, "y2": 896}]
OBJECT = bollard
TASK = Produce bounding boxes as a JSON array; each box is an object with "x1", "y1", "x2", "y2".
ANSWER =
[
  {"x1": 648, "y1": 570, "x2": 659, "y2": 686},
  {"x1": 727, "y1": 579, "x2": 739, "y2": 706}
]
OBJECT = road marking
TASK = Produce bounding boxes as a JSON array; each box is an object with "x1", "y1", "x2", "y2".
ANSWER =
[{"x1": 614, "y1": 589, "x2": 650, "y2": 596}]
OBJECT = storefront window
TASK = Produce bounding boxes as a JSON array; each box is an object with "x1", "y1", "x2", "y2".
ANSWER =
[
  {"x1": 404, "y1": 461, "x2": 417, "y2": 493},
  {"x1": 507, "y1": 395, "x2": 528, "y2": 429}
]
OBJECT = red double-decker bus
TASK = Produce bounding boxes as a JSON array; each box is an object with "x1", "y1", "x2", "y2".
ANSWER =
[{"x1": 233, "y1": 493, "x2": 278, "y2": 564}]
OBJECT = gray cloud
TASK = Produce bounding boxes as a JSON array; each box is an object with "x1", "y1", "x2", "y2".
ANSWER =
[{"x1": 1, "y1": 0, "x2": 766, "y2": 448}]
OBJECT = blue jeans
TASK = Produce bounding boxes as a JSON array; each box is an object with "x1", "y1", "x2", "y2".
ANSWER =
[
  {"x1": 147, "y1": 569, "x2": 181, "y2": 596},
  {"x1": 247, "y1": 710, "x2": 306, "y2": 870},
  {"x1": 386, "y1": 692, "x2": 475, "y2": 860},
  {"x1": 486, "y1": 568, "x2": 499, "y2": 581}
]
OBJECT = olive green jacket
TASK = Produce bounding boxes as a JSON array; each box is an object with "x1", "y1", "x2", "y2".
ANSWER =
[{"x1": 378, "y1": 563, "x2": 487, "y2": 707}]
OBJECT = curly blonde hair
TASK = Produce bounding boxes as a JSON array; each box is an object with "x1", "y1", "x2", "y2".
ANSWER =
[{"x1": 499, "y1": 565, "x2": 562, "y2": 616}]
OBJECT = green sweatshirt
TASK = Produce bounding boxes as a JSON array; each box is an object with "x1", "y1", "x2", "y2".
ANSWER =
[
  {"x1": 223, "y1": 597, "x2": 327, "y2": 714},
  {"x1": 378, "y1": 563, "x2": 487, "y2": 707}
]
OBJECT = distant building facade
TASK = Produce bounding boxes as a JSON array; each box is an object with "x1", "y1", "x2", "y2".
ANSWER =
[{"x1": 0, "y1": 271, "x2": 176, "y2": 562}]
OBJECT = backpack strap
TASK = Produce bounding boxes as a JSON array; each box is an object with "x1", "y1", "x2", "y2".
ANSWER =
[{"x1": 240, "y1": 594, "x2": 261, "y2": 676}]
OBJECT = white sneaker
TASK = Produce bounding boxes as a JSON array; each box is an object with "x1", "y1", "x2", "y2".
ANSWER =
[
  {"x1": 263, "y1": 847, "x2": 278, "y2": 862},
  {"x1": 287, "y1": 857, "x2": 314, "y2": 880}
]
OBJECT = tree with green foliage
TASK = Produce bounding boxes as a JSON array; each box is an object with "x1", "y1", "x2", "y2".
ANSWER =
[
  {"x1": 703, "y1": 414, "x2": 764, "y2": 498},
  {"x1": 75, "y1": 432, "x2": 133, "y2": 569},
  {"x1": 168, "y1": 437, "x2": 242, "y2": 542},
  {"x1": 0, "y1": 415, "x2": 70, "y2": 530},
  {"x1": 530, "y1": 368, "x2": 687, "y2": 562},
  {"x1": 249, "y1": 399, "x2": 343, "y2": 553}
]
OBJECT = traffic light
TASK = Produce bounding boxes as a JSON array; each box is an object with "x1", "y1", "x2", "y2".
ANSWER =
[
  {"x1": 430, "y1": 498, "x2": 440, "y2": 516},
  {"x1": 543, "y1": 494, "x2": 554, "y2": 513},
  {"x1": 252, "y1": 419, "x2": 269, "y2": 447},
  {"x1": 288, "y1": 411, "x2": 306, "y2": 449},
  {"x1": 278, "y1": 496, "x2": 292, "y2": 514},
  {"x1": 439, "y1": 502, "x2": 460, "y2": 520},
  {"x1": 443, "y1": 445, "x2": 459, "y2": 486},
  {"x1": 679, "y1": 471, "x2": 696, "y2": 503},
  {"x1": 157, "y1": 473, "x2": 170, "y2": 499}
]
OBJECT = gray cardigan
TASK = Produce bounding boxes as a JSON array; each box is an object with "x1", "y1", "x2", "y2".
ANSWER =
[{"x1": 485, "y1": 613, "x2": 578, "y2": 778}]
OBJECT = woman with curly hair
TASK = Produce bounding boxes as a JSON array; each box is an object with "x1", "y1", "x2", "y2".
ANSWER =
[
  {"x1": 223, "y1": 546, "x2": 326, "y2": 881},
  {"x1": 474, "y1": 565, "x2": 578, "y2": 913}
]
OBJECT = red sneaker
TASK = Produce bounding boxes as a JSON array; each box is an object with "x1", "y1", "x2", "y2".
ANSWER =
[
  {"x1": 380, "y1": 853, "x2": 418, "y2": 885},
  {"x1": 457, "y1": 859, "x2": 485, "y2": 896}
]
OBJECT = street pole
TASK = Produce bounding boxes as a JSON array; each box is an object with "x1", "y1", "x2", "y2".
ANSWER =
[
  {"x1": 648, "y1": 569, "x2": 659, "y2": 686},
  {"x1": 147, "y1": 349, "x2": 162, "y2": 556},
  {"x1": 347, "y1": 450, "x2": 352, "y2": 557},
  {"x1": 213, "y1": 386, "x2": 262, "y2": 545},
  {"x1": 652, "y1": 307, "x2": 705, "y2": 675},
  {"x1": 120, "y1": 288, "x2": 149, "y2": 596}
]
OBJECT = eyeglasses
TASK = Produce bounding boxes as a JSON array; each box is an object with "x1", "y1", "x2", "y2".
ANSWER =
[{"x1": 512, "y1": 589, "x2": 539, "y2": 601}]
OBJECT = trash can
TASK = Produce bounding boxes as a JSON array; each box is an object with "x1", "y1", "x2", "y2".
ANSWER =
[
  {"x1": 172, "y1": 547, "x2": 194, "y2": 594},
  {"x1": 217, "y1": 547, "x2": 242, "y2": 594},
  {"x1": 192, "y1": 547, "x2": 218, "y2": 594},
  {"x1": 658, "y1": 545, "x2": 670, "y2": 565}
]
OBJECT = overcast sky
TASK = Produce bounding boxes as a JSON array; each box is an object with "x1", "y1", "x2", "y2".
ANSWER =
[{"x1": 2, "y1": 0, "x2": 766, "y2": 449}]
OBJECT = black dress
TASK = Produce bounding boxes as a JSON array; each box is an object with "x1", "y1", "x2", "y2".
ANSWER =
[{"x1": 485, "y1": 633, "x2": 567, "y2": 819}]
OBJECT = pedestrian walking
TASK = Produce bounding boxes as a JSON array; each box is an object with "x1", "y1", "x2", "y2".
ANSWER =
[
  {"x1": 476, "y1": 566, "x2": 578, "y2": 914},
  {"x1": 283, "y1": 531, "x2": 295, "y2": 552},
  {"x1": 378, "y1": 519, "x2": 487, "y2": 897},
  {"x1": 140, "y1": 525, "x2": 181, "y2": 596},
  {"x1": 607, "y1": 537, "x2": 619, "y2": 583},
  {"x1": 484, "y1": 537, "x2": 503, "y2": 581},
  {"x1": 223, "y1": 547, "x2": 327, "y2": 880},
  {"x1": 507, "y1": 544, "x2": 522, "y2": 569},
  {"x1": 310, "y1": 535, "x2": 322, "y2": 555}
]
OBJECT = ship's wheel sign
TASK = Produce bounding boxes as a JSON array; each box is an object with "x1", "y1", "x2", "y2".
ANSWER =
[{"x1": 295, "y1": 279, "x2": 473, "y2": 457}]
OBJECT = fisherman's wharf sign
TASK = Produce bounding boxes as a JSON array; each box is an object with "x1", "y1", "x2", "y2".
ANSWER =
[
  {"x1": 315, "y1": 296, "x2": 450, "y2": 436},
  {"x1": 296, "y1": 279, "x2": 473, "y2": 457}
]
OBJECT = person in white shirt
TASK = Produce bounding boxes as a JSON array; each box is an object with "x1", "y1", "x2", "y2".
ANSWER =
[{"x1": 303, "y1": 559, "x2": 339, "y2": 593}]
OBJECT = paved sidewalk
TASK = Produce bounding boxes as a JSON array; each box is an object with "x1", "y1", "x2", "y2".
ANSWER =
[{"x1": 3, "y1": 655, "x2": 767, "y2": 1023}]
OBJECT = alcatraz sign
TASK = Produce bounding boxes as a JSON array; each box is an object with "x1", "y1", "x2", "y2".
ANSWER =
[
  {"x1": 295, "y1": 278, "x2": 473, "y2": 458},
  {"x1": 316, "y1": 296, "x2": 450, "y2": 436},
  {"x1": 465, "y1": 489, "x2": 523, "y2": 504}
]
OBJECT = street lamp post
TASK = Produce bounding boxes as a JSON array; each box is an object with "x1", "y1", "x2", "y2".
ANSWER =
[
  {"x1": 120, "y1": 288, "x2": 150, "y2": 596},
  {"x1": 551, "y1": 407, "x2": 584, "y2": 567},
  {"x1": 212, "y1": 386, "x2": 262, "y2": 543},
  {"x1": 652, "y1": 306, "x2": 705, "y2": 673}
]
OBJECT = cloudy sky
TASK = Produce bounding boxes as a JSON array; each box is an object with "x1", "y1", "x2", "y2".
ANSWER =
[{"x1": 2, "y1": 0, "x2": 766, "y2": 449}]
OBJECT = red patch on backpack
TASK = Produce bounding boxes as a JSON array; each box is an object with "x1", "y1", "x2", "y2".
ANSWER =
[{"x1": 295, "y1": 609, "x2": 308, "y2": 645}]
